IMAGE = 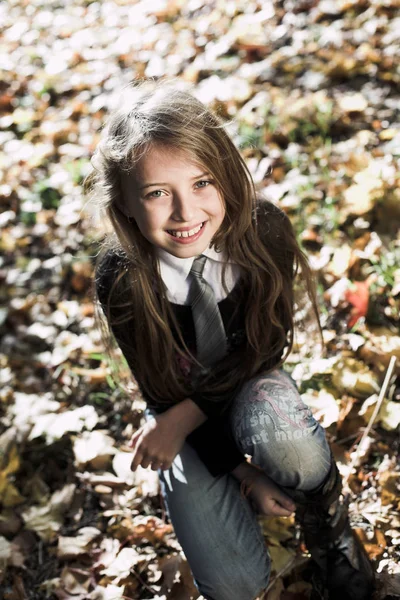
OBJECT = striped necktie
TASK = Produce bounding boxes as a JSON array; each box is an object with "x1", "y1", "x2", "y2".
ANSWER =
[{"x1": 189, "y1": 255, "x2": 227, "y2": 368}]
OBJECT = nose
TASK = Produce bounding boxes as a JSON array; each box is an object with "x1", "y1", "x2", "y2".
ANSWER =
[{"x1": 171, "y1": 191, "x2": 195, "y2": 222}]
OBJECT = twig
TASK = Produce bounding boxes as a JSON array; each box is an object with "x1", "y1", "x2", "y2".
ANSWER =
[{"x1": 343, "y1": 355, "x2": 397, "y2": 487}]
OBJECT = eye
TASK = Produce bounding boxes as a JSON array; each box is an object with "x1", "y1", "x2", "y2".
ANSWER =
[
  {"x1": 145, "y1": 189, "x2": 165, "y2": 199},
  {"x1": 195, "y1": 179, "x2": 214, "y2": 189}
]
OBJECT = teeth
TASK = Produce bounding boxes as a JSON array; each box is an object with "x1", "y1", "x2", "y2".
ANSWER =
[{"x1": 169, "y1": 223, "x2": 203, "y2": 238}]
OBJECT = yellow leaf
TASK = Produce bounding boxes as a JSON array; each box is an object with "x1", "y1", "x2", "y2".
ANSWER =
[
  {"x1": 331, "y1": 358, "x2": 379, "y2": 398},
  {"x1": 260, "y1": 515, "x2": 295, "y2": 543},
  {"x1": 380, "y1": 472, "x2": 400, "y2": 506},
  {"x1": 379, "y1": 401, "x2": 400, "y2": 432},
  {"x1": 2, "y1": 445, "x2": 20, "y2": 476},
  {"x1": 379, "y1": 128, "x2": 398, "y2": 141},
  {"x1": 0, "y1": 445, "x2": 25, "y2": 507},
  {"x1": 268, "y1": 543, "x2": 295, "y2": 575},
  {"x1": 342, "y1": 162, "x2": 385, "y2": 218},
  {"x1": 329, "y1": 245, "x2": 352, "y2": 277}
]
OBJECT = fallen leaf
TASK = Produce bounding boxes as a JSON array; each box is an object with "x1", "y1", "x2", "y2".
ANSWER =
[
  {"x1": 379, "y1": 401, "x2": 400, "y2": 432},
  {"x1": 100, "y1": 547, "x2": 142, "y2": 583},
  {"x1": 73, "y1": 430, "x2": 116, "y2": 468},
  {"x1": 58, "y1": 566, "x2": 91, "y2": 596},
  {"x1": 29, "y1": 405, "x2": 99, "y2": 442},
  {"x1": 345, "y1": 276, "x2": 376, "y2": 328},
  {"x1": 0, "y1": 535, "x2": 11, "y2": 574},
  {"x1": 331, "y1": 358, "x2": 380, "y2": 398},
  {"x1": 329, "y1": 245, "x2": 352, "y2": 277},
  {"x1": 379, "y1": 472, "x2": 400, "y2": 507},
  {"x1": 21, "y1": 484, "x2": 76, "y2": 542},
  {"x1": 0, "y1": 444, "x2": 25, "y2": 508},
  {"x1": 88, "y1": 584, "x2": 126, "y2": 600},
  {"x1": 57, "y1": 527, "x2": 102, "y2": 558},
  {"x1": 268, "y1": 541, "x2": 295, "y2": 574},
  {"x1": 337, "y1": 93, "x2": 368, "y2": 113},
  {"x1": 260, "y1": 515, "x2": 295, "y2": 543},
  {"x1": 354, "y1": 528, "x2": 386, "y2": 560},
  {"x1": 301, "y1": 389, "x2": 340, "y2": 428}
]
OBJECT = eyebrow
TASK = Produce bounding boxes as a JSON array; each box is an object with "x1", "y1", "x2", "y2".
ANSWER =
[{"x1": 139, "y1": 172, "x2": 210, "y2": 190}]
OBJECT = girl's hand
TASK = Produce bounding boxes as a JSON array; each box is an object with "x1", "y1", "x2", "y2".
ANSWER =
[
  {"x1": 129, "y1": 399, "x2": 207, "y2": 472},
  {"x1": 232, "y1": 461, "x2": 296, "y2": 518},
  {"x1": 242, "y1": 471, "x2": 296, "y2": 517},
  {"x1": 129, "y1": 411, "x2": 187, "y2": 472}
]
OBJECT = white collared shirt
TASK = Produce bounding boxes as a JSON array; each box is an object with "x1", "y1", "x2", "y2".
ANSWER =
[{"x1": 157, "y1": 247, "x2": 241, "y2": 305}]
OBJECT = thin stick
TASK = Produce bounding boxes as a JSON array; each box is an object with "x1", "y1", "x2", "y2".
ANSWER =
[{"x1": 343, "y1": 355, "x2": 397, "y2": 486}]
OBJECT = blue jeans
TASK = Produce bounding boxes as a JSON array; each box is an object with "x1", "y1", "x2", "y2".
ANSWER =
[{"x1": 152, "y1": 370, "x2": 331, "y2": 600}]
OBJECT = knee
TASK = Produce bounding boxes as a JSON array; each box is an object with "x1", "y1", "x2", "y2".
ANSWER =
[
  {"x1": 231, "y1": 370, "x2": 324, "y2": 454},
  {"x1": 231, "y1": 371, "x2": 332, "y2": 489}
]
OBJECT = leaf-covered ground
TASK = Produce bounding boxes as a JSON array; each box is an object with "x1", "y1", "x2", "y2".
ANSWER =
[{"x1": 1, "y1": 1, "x2": 400, "y2": 598}]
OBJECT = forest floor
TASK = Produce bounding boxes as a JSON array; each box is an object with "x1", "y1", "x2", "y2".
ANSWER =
[{"x1": 1, "y1": 0, "x2": 400, "y2": 599}]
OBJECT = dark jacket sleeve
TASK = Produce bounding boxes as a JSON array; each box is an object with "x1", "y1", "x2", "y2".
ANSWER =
[{"x1": 95, "y1": 249, "x2": 244, "y2": 477}]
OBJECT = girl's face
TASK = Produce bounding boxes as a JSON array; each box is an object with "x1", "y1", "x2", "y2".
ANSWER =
[{"x1": 120, "y1": 145, "x2": 226, "y2": 259}]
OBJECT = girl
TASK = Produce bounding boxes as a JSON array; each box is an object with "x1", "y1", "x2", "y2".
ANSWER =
[{"x1": 87, "y1": 80, "x2": 374, "y2": 600}]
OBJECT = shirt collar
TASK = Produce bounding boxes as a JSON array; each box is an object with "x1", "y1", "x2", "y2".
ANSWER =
[{"x1": 156, "y1": 246, "x2": 229, "y2": 292}]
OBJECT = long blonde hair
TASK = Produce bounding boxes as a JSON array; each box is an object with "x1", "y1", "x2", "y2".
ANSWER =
[{"x1": 85, "y1": 80, "x2": 319, "y2": 407}]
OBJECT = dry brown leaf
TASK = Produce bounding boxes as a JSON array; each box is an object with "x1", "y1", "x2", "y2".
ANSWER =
[
  {"x1": 359, "y1": 328, "x2": 400, "y2": 374},
  {"x1": 0, "y1": 510, "x2": 22, "y2": 537},
  {"x1": 157, "y1": 552, "x2": 183, "y2": 594},
  {"x1": 2, "y1": 573, "x2": 26, "y2": 600},
  {"x1": 379, "y1": 472, "x2": 400, "y2": 507},
  {"x1": 354, "y1": 528, "x2": 386, "y2": 560},
  {"x1": 118, "y1": 515, "x2": 174, "y2": 546}
]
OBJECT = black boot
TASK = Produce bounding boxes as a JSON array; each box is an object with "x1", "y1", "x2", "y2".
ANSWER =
[{"x1": 288, "y1": 461, "x2": 375, "y2": 600}]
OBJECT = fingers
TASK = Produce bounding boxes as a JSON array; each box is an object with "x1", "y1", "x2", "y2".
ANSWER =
[
  {"x1": 130, "y1": 450, "x2": 144, "y2": 471},
  {"x1": 260, "y1": 495, "x2": 296, "y2": 517},
  {"x1": 280, "y1": 496, "x2": 296, "y2": 512},
  {"x1": 150, "y1": 460, "x2": 165, "y2": 471},
  {"x1": 140, "y1": 455, "x2": 152, "y2": 469},
  {"x1": 270, "y1": 503, "x2": 294, "y2": 517},
  {"x1": 128, "y1": 430, "x2": 141, "y2": 449},
  {"x1": 131, "y1": 451, "x2": 169, "y2": 472}
]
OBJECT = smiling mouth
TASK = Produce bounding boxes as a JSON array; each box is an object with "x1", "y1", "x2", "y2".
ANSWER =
[{"x1": 167, "y1": 222, "x2": 205, "y2": 238}]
